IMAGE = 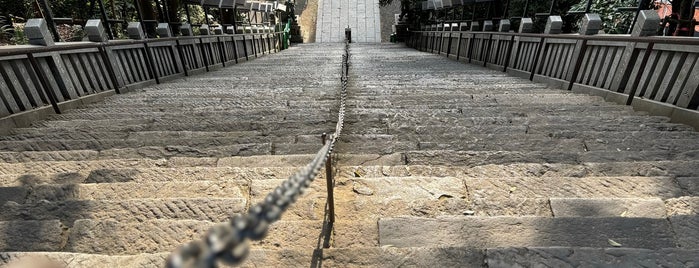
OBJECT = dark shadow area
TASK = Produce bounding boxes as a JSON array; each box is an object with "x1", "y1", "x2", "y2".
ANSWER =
[{"x1": 310, "y1": 200, "x2": 334, "y2": 268}]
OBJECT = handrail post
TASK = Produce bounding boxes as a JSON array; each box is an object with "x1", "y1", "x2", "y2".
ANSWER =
[
  {"x1": 175, "y1": 39, "x2": 189, "y2": 76},
  {"x1": 26, "y1": 53, "x2": 60, "y2": 114},
  {"x1": 143, "y1": 41, "x2": 160, "y2": 84},
  {"x1": 97, "y1": 45, "x2": 121, "y2": 94},
  {"x1": 321, "y1": 132, "x2": 335, "y2": 228},
  {"x1": 503, "y1": 35, "x2": 516, "y2": 72},
  {"x1": 566, "y1": 39, "x2": 589, "y2": 91},
  {"x1": 199, "y1": 37, "x2": 210, "y2": 72},
  {"x1": 529, "y1": 37, "x2": 546, "y2": 81},
  {"x1": 625, "y1": 42, "x2": 655, "y2": 105}
]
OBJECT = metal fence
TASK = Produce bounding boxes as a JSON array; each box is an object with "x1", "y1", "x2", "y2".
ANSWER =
[
  {"x1": 407, "y1": 30, "x2": 699, "y2": 128},
  {"x1": 0, "y1": 32, "x2": 283, "y2": 120}
]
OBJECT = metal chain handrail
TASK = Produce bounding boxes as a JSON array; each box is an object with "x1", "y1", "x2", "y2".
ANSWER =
[{"x1": 166, "y1": 40, "x2": 350, "y2": 268}]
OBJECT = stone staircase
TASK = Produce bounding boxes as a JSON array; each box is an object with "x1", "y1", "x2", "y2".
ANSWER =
[{"x1": 0, "y1": 43, "x2": 698, "y2": 267}]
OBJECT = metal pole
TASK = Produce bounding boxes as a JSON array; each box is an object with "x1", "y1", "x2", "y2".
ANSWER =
[
  {"x1": 504, "y1": 0, "x2": 510, "y2": 18},
  {"x1": 37, "y1": 0, "x2": 60, "y2": 42},
  {"x1": 585, "y1": 0, "x2": 593, "y2": 13},
  {"x1": 523, "y1": 0, "x2": 530, "y2": 18},
  {"x1": 321, "y1": 133, "x2": 335, "y2": 226},
  {"x1": 629, "y1": 0, "x2": 650, "y2": 34},
  {"x1": 549, "y1": 0, "x2": 556, "y2": 15},
  {"x1": 154, "y1": 0, "x2": 165, "y2": 22},
  {"x1": 205, "y1": 7, "x2": 211, "y2": 25},
  {"x1": 97, "y1": 0, "x2": 114, "y2": 40},
  {"x1": 185, "y1": 4, "x2": 192, "y2": 24},
  {"x1": 134, "y1": 0, "x2": 146, "y2": 33}
]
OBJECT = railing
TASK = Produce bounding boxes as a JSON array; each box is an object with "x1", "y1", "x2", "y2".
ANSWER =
[
  {"x1": 166, "y1": 40, "x2": 349, "y2": 268},
  {"x1": 407, "y1": 30, "x2": 699, "y2": 129},
  {"x1": 0, "y1": 32, "x2": 284, "y2": 122}
]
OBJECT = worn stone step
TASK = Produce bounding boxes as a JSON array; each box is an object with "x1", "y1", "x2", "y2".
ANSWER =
[
  {"x1": 401, "y1": 150, "x2": 699, "y2": 166},
  {"x1": 0, "y1": 198, "x2": 246, "y2": 223},
  {"x1": 4, "y1": 246, "x2": 699, "y2": 268},
  {"x1": 378, "y1": 216, "x2": 678, "y2": 249},
  {"x1": 0, "y1": 166, "x2": 302, "y2": 187},
  {"x1": 0, "y1": 220, "x2": 64, "y2": 251},
  {"x1": 485, "y1": 247, "x2": 699, "y2": 267},
  {"x1": 80, "y1": 100, "x2": 336, "y2": 109},
  {"x1": 339, "y1": 161, "x2": 699, "y2": 179},
  {"x1": 29, "y1": 118, "x2": 334, "y2": 129},
  {"x1": 549, "y1": 198, "x2": 667, "y2": 218},
  {"x1": 0, "y1": 154, "x2": 316, "y2": 179},
  {"x1": 47, "y1": 111, "x2": 333, "y2": 122},
  {"x1": 1, "y1": 181, "x2": 245, "y2": 204},
  {"x1": 665, "y1": 196, "x2": 699, "y2": 216},
  {"x1": 344, "y1": 122, "x2": 693, "y2": 135},
  {"x1": 63, "y1": 219, "x2": 323, "y2": 254}
]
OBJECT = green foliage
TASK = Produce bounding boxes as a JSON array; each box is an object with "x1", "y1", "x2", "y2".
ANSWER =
[{"x1": 570, "y1": 0, "x2": 637, "y2": 34}]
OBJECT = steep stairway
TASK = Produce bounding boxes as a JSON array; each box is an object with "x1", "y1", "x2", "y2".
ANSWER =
[
  {"x1": 329, "y1": 44, "x2": 699, "y2": 266},
  {"x1": 0, "y1": 43, "x2": 698, "y2": 267},
  {"x1": 0, "y1": 43, "x2": 348, "y2": 267}
]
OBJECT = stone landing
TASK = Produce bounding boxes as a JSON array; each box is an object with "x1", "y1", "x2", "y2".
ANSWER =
[{"x1": 316, "y1": 0, "x2": 381, "y2": 42}]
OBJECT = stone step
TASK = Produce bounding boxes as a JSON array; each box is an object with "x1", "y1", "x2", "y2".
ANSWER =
[
  {"x1": 418, "y1": 138, "x2": 699, "y2": 153},
  {"x1": 3, "y1": 247, "x2": 699, "y2": 268},
  {"x1": 665, "y1": 196, "x2": 699, "y2": 216},
  {"x1": 0, "y1": 139, "x2": 322, "y2": 155},
  {"x1": 0, "y1": 166, "x2": 302, "y2": 186},
  {"x1": 63, "y1": 219, "x2": 324, "y2": 254},
  {"x1": 343, "y1": 122, "x2": 694, "y2": 135},
  {"x1": 341, "y1": 175, "x2": 682, "y2": 202},
  {"x1": 338, "y1": 131, "x2": 699, "y2": 145},
  {"x1": 0, "y1": 220, "x2": 64, "y2": 251},
  {"x1": 339, "y1": 161, "x2": 699, "y2": 180},
  {"x1": 377, "y1": 216, "x2": 682, "y2": 249},
  {"x1": 63, "y1": 103, "x2": 635, "y2": 117},
  {"x1": 46, "y1": 111, "x2": 333, "y2": 122},
  {"x1": 0, "y1": 198, "x2": 246, "y2": 223},
  {"x1": 80, "y1": 100, "x2": 336, "y2": 109},
  {"x1": 26, "y1": 121, "x2": 335, "y2": 133},
  {"x1": 0, "y1": 154, "x2": 316, "y2": 176},
  {"x1": 0, "y1": 181, "x2": 246, "y2": 204},
  {"x1": 335, "y1": 176, "x2": 674, "y2": 218},
  {"x1": 401, "y1": 150, "x2": 699, "y2": 166}
]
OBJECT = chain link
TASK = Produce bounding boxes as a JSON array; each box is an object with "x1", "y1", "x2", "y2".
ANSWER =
[{"x1": 166, "y1": 41, "x2": 350, "y2": 268}]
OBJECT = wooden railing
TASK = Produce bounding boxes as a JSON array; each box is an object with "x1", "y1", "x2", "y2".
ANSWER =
[
  {"x1": 0, "y1": 32, "x2": 284, "y2": 123},
  {"x1": 407, "y1": 30, "x2": 699, "y2": 129}
]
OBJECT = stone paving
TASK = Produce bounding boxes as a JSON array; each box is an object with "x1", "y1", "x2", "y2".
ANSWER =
[
  {"x1": 316, "y1": 0, "x2": 381, "y2": 43},
  {"x1": 0, "y1": 43, "x2": 698, "y2": 267}
]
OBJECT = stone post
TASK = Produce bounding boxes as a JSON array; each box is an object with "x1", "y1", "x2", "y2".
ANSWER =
[
  {"x1": 519, "y1": 18, "x2": 533, "y2": 33},
  {"x1": 609, "y1": 10, "x2": 661, "y2": 92},
  {"x1": 565, "y1": 13, "x2": 602, "y2": 81},
  {"x1": 483, "y1": 20, "x2": 494, "y2": 31},
  {"x1": 470, "y1": 21, "x2": 480, "y2": 31},
  {"x1": 579, "y1": 13, "x2": 602, "y2": 35},
  {"x1": 499, "y1": 19, "x2": 511, "y2": 32},
  {"x1": 200, "y1": 24, "x2": 211, "y2": 35},
  {"x1": 632, "y1": 10, "x2": 661, "y2": 37},
  {"x1": 544, "y1": 16, "x2": 563, "y2": 34},
  {"x1": 25, "y1": 19, "x2": 55, "y2": 46},
  {"x1": 127, "y1": 22, "x2": 146, "y2": 40},
  {"x1": 213, "y1": 26, "x2": 224, "y2": 35},
  {"x1": 181, "y1": 23, "x2": 193, "y2": 36},
  {"x1": 460, "y1": 22, "x2": 468, "y2": 31},
  {"x1": 85, "y1": 19, "x2": 109, "y2": 42},
  {"x1": 157, "y1": 23, "x2": 173, "y2": 37}
]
